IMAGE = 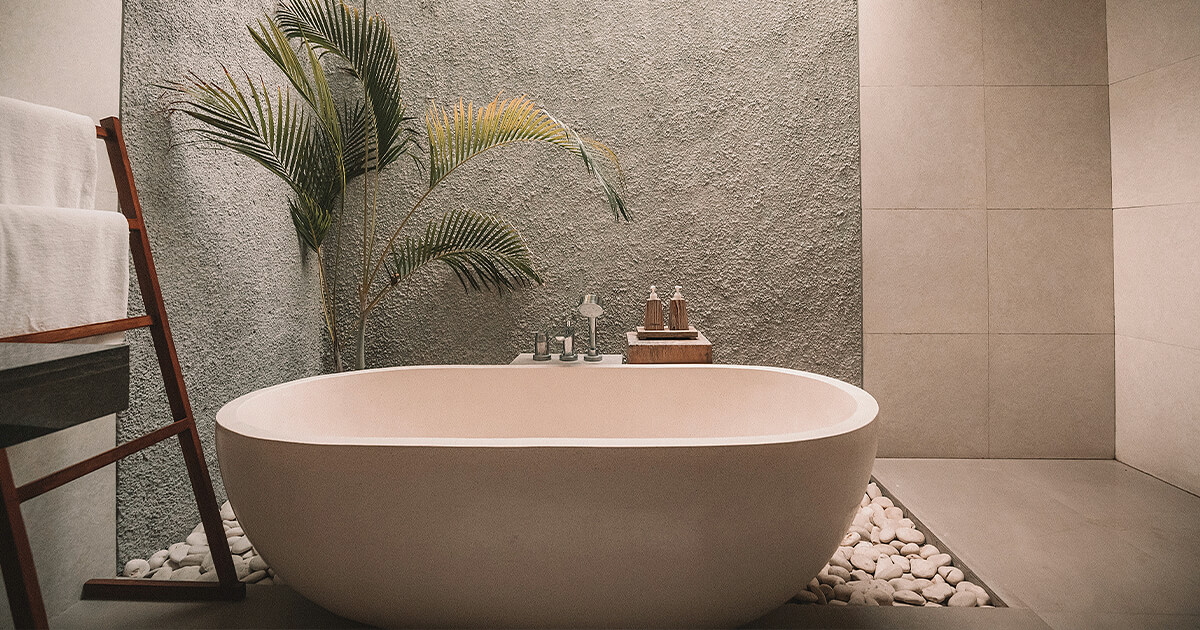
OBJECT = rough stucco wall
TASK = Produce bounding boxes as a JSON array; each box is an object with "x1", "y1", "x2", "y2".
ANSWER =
[
  {"x1": 352, "y1": 0, "x2": 862, "y2": 378},
  {"x1": 118, "y1": 0, "x2": 859, "y2": 558},
  {"x1": 119, "y1": 0, "x2": 324, "y2": 561}
]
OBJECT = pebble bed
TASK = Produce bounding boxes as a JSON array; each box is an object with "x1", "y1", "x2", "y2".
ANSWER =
[
  {"x1": 120, "y1": 501, "x2": 276, "y2": 585},
  {"x1": 796, "y1": 481, "x2": 994, "y2": 608},
  {"x1": 123, "y1": 483, "x2": 993, "y2": 609}
]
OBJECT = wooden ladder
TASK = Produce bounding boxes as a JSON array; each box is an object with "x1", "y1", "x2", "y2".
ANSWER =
[{"x1": 0, "y1": 117, "x2": 245, "y2": 629}]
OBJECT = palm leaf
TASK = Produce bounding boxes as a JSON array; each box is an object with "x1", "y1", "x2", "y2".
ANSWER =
[
  {"x1": 386, "y1": 208, "x2": 543, "y2": 293},
  {"x1": 426, "y1": 94, "x2": 629, "y2": 220},
  {"x1": 162, "y1": 70, "x2": 339, "y2": 250},
  {"x1": 274, "y1": 0, "x2": 420, "y2": 179}
]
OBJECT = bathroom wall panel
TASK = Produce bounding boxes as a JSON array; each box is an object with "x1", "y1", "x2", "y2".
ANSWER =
[
  {"x1": 858, "y1": 0, "x2": 983, "y2": 87},
  {"x1": 860, "y1": 86, "x2": 986, "y2": 209},
  {"x1": 989, "y1": 333, "x2": 1115, "y2": 458},
  {"x1": 863, "y1": 209, "x2": 988, "y2": 334},
  {"x1": 1106, "y1": 0, "x2": 1200, "y2": 84},
  {"x1": 982, "y1": 0, "x2": 1109, "y2": 86},
  {"x1": 864, "y1": 333, "x2": 989, "y2": 458},
  {"x1": 1110, "y1": 55, "x2": 1200, "y2": 209},
  {"x1": 121, "y1": 0, "x2": 863, "y2": 555},
  {"x1": 1114, "y1": 204, "x2": 1200, "y2": 349},
  {"x1": 984, "y1": 86, "x2": 1113, "y2": 209},
  {"x1": 987, "y1": 208, "x2": 1115, "y2": 334},
  {"x1": 1115, "y1": 335, "x2": 1200, "y2": 494}
]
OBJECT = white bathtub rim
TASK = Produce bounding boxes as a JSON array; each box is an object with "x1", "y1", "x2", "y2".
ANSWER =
[{"x1": 215, "y1": 363, "x2": 879, "y2": 449}]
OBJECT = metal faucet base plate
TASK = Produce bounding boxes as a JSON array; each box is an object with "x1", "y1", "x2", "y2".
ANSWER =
[{"x1": 509, "y1": 353, "x2": 624, "y2": 366}]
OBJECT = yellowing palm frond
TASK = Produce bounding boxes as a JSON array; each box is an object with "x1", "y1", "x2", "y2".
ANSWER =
[
  {"x1": 386, "y1": 208, "x2": 542, "y2": 293},
  {"x1": 426, "y1": 94, "x2": 628, "y2": 220}
]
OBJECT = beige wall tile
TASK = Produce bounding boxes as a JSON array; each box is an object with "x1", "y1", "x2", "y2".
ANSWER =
[
  {"x1": 1116, "y1": 335, "x2": 1200, "y2": 495},
  {"x1": 1110, "y1": 56, "x2": 1200, "y2": 209},
  {"x1": 988, "y1": 209, "x2": 1114, "y2": 334},
  {"x1": 863, "y1": 209, "x2": 987, "y2": 333},
  {"x1": 985, "y1": 86, "x2": 1112, "y2": 208},
  {"x1": 1114, "y1": 203, "x2": 1200, "y2": 349},
  {"x1": 859, "y1": 0, "x2": 983, "y2": 86},
  {"x1": 984, "y1": 0, "x2": 1109, "y2": 86},
  {"x1": 990, "y1": 334, "x2": 1115, "y2": 458},
  {"x1": 862, "y1": 86, "x2": 985, "y2": 208},
  {"x1": 864, "y1": 333, "x2": 989, "y2": 458},
  {"x1": 1107, "y1": 0, "x2": 1200, "y2": 83}
]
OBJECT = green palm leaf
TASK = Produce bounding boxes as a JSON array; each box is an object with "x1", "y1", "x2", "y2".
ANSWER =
[
  {"x1": 163, "y1": 69, "x2": 338, "y2": 250},
  {"x1": 386, "y1": 208, "x2": 543, "y2": 293},
  {"x1": 274, "y1": 0, "x2": 420, "y2": 179},
  {"x1": 426, "y1": 94, "x2": 629, "y2": 220}
]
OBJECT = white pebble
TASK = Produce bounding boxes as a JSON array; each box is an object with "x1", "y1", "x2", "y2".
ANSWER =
[
  {"x1": 147, "y1": 549, "x2": 169, "y2": 571},
  {"x1": 895, "y1": 527, "x2": 925, "y2": 545},
  {"x1": 226, "y1": 527, "x2": 244, "y2": 538},
  {"x1": 241, "y1": 570, "x2": 268, "y2": 584},
  {"x1": 149, "y1": 566, "x2": 173, "y2": 580},
  {"x1": 185, "y1": 531, "x2": 207, "y2": 547},
  {"x1": 899, "y1": 543, "x2": 921, "y2": 555},
  {"x1": 229, "y1": 536, "x2": 252, "y2": 555},
  {"x1": 910, "y1": 558, "x2": 937, "y2": 579},
  {"x1": 866, "y1": 483, "x2": 881, "y2": 499},
  {"x1": 922, "y1": 582, "x2": 955, "y2": 603},
  {"x1": 167, "y1": 542, "x2": 189, "y2": 564},
  {"x1": 219, "y1": 501, "x2": 236, "y2": 521},
  {"x1": 919, "y1": 544, "x2": 940, "y2": 558},
  {"x1": 850, "y1": 553, "x2": 875, "y2": 572},
  {"x1": 795, "y1": 589, "x2": 819, "y2": 604},
  {"x1": 874, "y1": 556, "x2": 903, "y2": 581},
  {"x1": 123, "y1": 559, "x2": 150, "y2": 578},
  {"x1": 249, "y1": 556, "x2": 269, "y2": 572},
  {"x1": 948, "y1": 590, "x2": 978, "y2": 607},
  {"x1": 894, "y1": 589, "x2": 924, "y2": 605},
  {"x1": 170, "y1": 566, "x2": 202, "y2": 581},
  {"x1": 929, "y1": 553, "x2": 953, "y2": 568}
]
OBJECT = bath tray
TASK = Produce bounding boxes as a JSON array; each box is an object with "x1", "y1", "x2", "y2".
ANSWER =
[{"x1": 635, "y1": 326, "x2": 699, "y2": 340}]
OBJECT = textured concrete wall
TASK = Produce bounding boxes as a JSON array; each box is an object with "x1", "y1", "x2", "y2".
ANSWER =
[
  {"x1": 119, "y1": 0, "x2": 860, "y2": 558},
  {"x1": 119, "y1": 0, "x2": 325, "y2": 561}
]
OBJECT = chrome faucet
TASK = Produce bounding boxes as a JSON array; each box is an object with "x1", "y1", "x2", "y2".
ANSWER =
[
  {"x1": 577, "y1": 294, "x2": 604, "y2": 361},
  {"x1": 555, "y1": 319, "x2": 578, "y2": 361}
]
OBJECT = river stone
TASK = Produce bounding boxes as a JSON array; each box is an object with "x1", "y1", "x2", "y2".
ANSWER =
[
  {"x1": 883, "y1": 506, "x2": 903, "y2": 520},
  {"x1": 249, "y1": 556, "x2": 269, "y2": 572},
  {"x1": 850, "y1": 553, "x2": 876, "y2": 572},
  {"x1": 179, "y1": 553, "x2": 205, "y2": 568},
  {"x1": 201, "y1": 553, "x2": 215, "y2": 573},
  {"x1": 867, "y1": 483, "x2": 881, "y2": 499},
  {"x1": 833, "y1": 584, "x2": 855, "y2": 601},
  {"x1": 938, "y1": 566, "x2": 964, "y2": 585},
  {"x1": 874, "y1": 556, "x2": 903, "y2": 581},
  {"x1": 870, "y1": 496, "x2": 893, "y2": 509},
  {"x1": 226, "y1": 527, "x2": 245, "y2": 538},
  {"x1": 893, "y1": 556, "x2": 910, "y2": 572},
  {"x1": 873, "y1": 544, "x2": 897, "y2": 557},
  {"x1": 123, "y1": 559, "x2": 150, "y2": 578},
  {"x1": 948, "y1": 590, "x2": 978, "y2": 607},
  {"x1": 829, "y1": 555, "x2": 852, "y2": 572},
  {"x1": 795, "y1": 589, "x2": 819, "y2": 604},
  {"x1": 879, "y1": 526, "x2": 896, "y2": 543},
  {"x1": 850, "y1": 569, "x2": 871, "y2": 582},
  {"x1": 197, "y1": 570, "x2": 219, "y2": 582},
  {"x1": 829, "y1": 599, "x2": 847, "y2": 606},
  {"x1": 170, "y1": 566, "x2": 202, "y2": 581},
  {"x1": 910, "y1": 558, "x2": 937, "y2": 579},
  {"x1": 900, "y1": 543, "x2": 921, "y2": 555},
  {"x1": 895, "y1": 527, "x2": 925, "y2": 545},
  {"x1": 241, "y1": 570, "x2": 268, "y2": 584},
  {"x1": 147, "y1": 549, "x2": 169, "y2": 571},
  {"x1": 185, "y1": 531, "x2": 208, "y2": 547},
  {"x1": 220, "y1": 501, "x2": 236, "y2": 521},
  {"x1": 922, "y1": 582, "x2": 955, "y2": 603},
  {"x1": 919, "y1": 544, "x2": 940, "y2": 558},
  {"x1": 818, "y1": 572, "x2": 844, "y2": 587},
  {"x1": 149, "y1": 566, "x2": 173, "y2": 580},
  {"x1": 168, "y1": 542, "x2": 189, "y2": 564},
  {"x1": 929, "y1": 553, "x2": 953, "y2": 568},
  {"x1": 893, "y1": 590, "x2": 924, "y2": 605},
  {"x1": 229, "y1": 536, "x2": 253, "y2": 555},
  {"x1": 912, "y1": 578, "x2": 933, "y2": 592}
]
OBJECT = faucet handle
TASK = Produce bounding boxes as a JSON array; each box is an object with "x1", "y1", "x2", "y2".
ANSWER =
[
  {"x1": 555, "y1": 319, "x2": 578, "y2": 361},
  {"x1": 532, "y1": 331, "x2": 551, "y2": 361}
]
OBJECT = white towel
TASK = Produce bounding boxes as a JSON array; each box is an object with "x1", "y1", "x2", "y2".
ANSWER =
[
  {"x1": 0, "y1": 204, "x2": 129, "y2": 342},
  {"x1": 0, "y1": 96, "x2": 98, "y2": 209}
]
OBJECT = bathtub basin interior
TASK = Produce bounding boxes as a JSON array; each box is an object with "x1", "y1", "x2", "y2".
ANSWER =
[{"x1": 216, "y1": 364, "x2": 879, "y2": 628}]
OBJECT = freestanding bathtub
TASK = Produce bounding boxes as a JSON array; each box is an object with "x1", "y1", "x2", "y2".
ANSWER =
[{"x1": 215, "y1": 364, "x2": 878, "y2": 628}]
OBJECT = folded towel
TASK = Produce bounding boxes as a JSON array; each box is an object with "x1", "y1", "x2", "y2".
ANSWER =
[
  {"x1": 0, "y1": 204, "x2": 129, "y2": 342},
  {"x1": 0, "y1": 96, "x2": 98, "y2": 209}
]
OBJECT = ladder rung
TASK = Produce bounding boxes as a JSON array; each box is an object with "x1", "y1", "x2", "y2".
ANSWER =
[{"x1": 0, "y1": 316, "x2": 153, "y2": 343}]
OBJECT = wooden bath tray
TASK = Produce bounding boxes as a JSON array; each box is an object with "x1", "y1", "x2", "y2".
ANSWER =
[{"x1": 635, "y1": 326, "x2": 699, "y2": 340}]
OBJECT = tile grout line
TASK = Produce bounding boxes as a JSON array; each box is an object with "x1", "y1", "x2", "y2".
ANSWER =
[
  {"x1": 981, "y1": 0, "x2": 990, "y2": 458},
  {"x1": 1109, "y1": 51, "x2": 1200, "y2": 87}
]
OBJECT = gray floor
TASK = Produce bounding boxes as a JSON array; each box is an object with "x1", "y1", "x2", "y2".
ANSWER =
[{"x1": 49, "y1": 459, "x2": 1200, "y2": 629}]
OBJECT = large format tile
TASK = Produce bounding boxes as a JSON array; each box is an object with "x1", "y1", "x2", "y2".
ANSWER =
[
  {"x1": 1110, "y1": 56, "x2": 1200, "y2": 209},
  {"x1": 985, "y1": 87, "x2": 1112, "y2": 209},
  {"x1": 983, "y1": 0, "x2": 1109, "y2": 86},
  {"x1": 1115, "y1": 335, "x2": 1200, "y2": 496},
  {"x1": 1039, "y1": 612, "x2": 1200, "y2": 630},
  {"x1": 863, "y1": 209, "x2": 988, "y2": 333},
  {"x1": 864, "y1": 333, "x2": 988, "y2": 458},
  {"x1": 1114, "y1": 203, "x2": 1200, "y2": 348},
  {"x1": 861, "y1": 86, "x2": 986, "y2": 209},
  {"x1": 1106, "y1": 0, "x2": 1200, "y2": 83},
  {"x1": 987, "y1": 209, "x2": 1114, "y2": 334},
  {"x1": 859, "y1": 0, "x2": 983, "y2": 86},
  {"x1": 988, "y1": 334, "x2": 1114, "y2": 458},
  {"x1": 873, "y1": 459, "x2": 1200, "y2": 621}
]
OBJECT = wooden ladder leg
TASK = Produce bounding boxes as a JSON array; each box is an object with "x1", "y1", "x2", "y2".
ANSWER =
[
  {"x1": 177, "y1": 422, "x2": 243, "y2": 598},
  {"x1": 0, "y1": 450, "x2": 48, "y2": 629}
]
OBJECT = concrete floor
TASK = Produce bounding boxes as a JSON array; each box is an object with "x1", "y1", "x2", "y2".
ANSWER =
[{"x1": 48, "y1": 459, "x2": 1200, "y2": 629}]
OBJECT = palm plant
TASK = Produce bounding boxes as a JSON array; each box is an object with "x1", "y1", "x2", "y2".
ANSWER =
[{"x1": 165, "y1": 0, "x2": 628, "y2": 371}]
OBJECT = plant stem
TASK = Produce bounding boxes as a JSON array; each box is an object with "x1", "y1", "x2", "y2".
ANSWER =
[
  {"x1": 315, "y1": 246, "x2": 343, "y2": 372},
  {"x1": 353, "y1": 310, "x2": 368, "y2": 370}
]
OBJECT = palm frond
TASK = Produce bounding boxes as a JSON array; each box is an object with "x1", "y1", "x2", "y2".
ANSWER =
[
  {"x1": 162, "y1": 70, "x2": 339, "y2": 249},
  {"x1": 274, "y1": 0, "x2": 420, "y2": 179},
  {"x1": 426, "y1": 94, "x2": 629, "y2": 220},
  {"x1": 386, "y1": 208, "x2": 543, "y2": 293}
]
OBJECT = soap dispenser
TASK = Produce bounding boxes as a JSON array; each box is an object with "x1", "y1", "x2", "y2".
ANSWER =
[
  {"x1": 643, "y1": 286, "x2": 664, "y2": 330},
  {"x1": 668, "y1": 285, "x2": 689, "y2": 330}
]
